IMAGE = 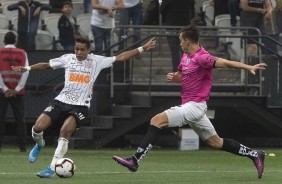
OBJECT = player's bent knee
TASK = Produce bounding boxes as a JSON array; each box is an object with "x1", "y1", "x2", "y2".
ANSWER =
[
  {"x1": 34, "y1": 114, "x2": 52, "y2": 132},
  {"x1": 150, "y1": 120, "x2": 161, "y2": 128},
  {"x1": 211, "y1": 143, "x2": 222, "y2": 150},
  {"x1": 150, "y1": 113, "x2": 168, "y2": 129},
  {"x1": 59, "y1": 129, "x2": 74, "y2": 140},
  {"x1": 205, "y1": 137, "x2": 223, "y2": 150},
  {"x1": 33, "y1": 123, "x2": 45, "y2": 132}
]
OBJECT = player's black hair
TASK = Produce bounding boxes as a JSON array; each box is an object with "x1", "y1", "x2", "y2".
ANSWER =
[
  {"x1": 4, "y1": 31, "x2": 16, "y2": 45},
  {"x1": 179, "y1": 24, "x2": 200, "y2": 43},
  {"x1": 62, "y1": 1, "x2": 72, "y2": 8},
  {"x1": 75, "y1": 36, "x2": 91, "y2": 49}
]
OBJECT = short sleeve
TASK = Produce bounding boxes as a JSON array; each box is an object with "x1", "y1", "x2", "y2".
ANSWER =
[
  {"x1": 49, "y1": 54, "x2": 70, "y2": 69},
  {"x1": 196, "y1": 53, "x2": 217, "y2": 68},
  {"x1": 92, "y1": 54, "x2": 116, "y2": 70}
]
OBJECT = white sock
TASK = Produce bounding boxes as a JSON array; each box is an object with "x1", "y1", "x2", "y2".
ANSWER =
[
  {"x1": 50, "y1": 137, "x2": 69, "y2": 171},
  {"x1": 31, "y1": 126, "x2": 45, "y2": 147}
]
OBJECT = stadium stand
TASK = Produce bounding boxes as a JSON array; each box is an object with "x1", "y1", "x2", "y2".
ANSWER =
[
  {"x1": 214, "y1": 14, "x2": 242, "y2": 60},
  {"x1": 0, "y1": 14, "x2": 10, "y2": 29},
  {"x1": 202, "y1": 1, "x2": 214, "y2": 26},
  {"x1": 72, "y1": 1, "x2": 84, "y2": 18},
  {"x1": 76, "y1": 13, "x2": 91, "y2": 37},
  {"x1": 1, "y1": 1, "x2": 18, "y2": 20},
  {"x1": 11, "y1": 15, "x2": 17, "y2": 31},
  {"x1": 36, "y1": 29, "x2": 54, "y2": 50}
]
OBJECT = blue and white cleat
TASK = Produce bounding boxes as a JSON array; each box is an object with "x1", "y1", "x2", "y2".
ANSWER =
[
  {"x1": 28, "y1": 144, "x2": 43, "y2": 163},
  {"x1": 36, "y1": 166, "x2": 55, "y2": 178}
]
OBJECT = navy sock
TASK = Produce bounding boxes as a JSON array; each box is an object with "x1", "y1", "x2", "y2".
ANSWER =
[
  {"x1": 221, "y1": 138, "x2": 257, "y2": 159},
  {"x1": 133, "y1": 125, "x2": 160, "y2": 164}
]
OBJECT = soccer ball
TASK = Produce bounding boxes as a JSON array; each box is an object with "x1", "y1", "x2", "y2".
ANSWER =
[{"x1": 55, "y1": 158, "x2": 76, "y2": 178}]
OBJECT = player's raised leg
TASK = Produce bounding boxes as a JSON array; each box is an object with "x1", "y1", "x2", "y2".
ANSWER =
[
  {"x1": 29, "y1": 114, "x2": 51, "y2": 163},
  {"x1": 37, "y1": 116, "x2": 75, "y2": 178},
  {"x1": 191, "y1": 114, "x2": 265, "y2": 179},
  {"x1": 206, "y1": 135, "x2": 265, "y2": 179},
  {"x1": 221, "y1": 138, "x2": 265, "y2": 179},
  {"x1": 113, "y1": 112, "x2": 165, "y2": 172},
  {"x1": 113, "y1": 125, "x2": 158, "y2": 172}
]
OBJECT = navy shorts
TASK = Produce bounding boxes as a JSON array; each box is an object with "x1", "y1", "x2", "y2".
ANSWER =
[{"x1": 43, "y1": 100, "x2": 89, "y2": 128}]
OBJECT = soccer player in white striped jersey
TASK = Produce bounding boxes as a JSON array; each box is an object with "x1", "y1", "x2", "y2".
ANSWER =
[{"x1": 12, "y1": 36, "x2": 156, "y2": 178}]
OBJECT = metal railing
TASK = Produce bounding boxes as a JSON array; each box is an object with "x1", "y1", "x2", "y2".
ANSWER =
[
  {"x1": 110, "y1": 25, "x2": 276, "y2": 98},
  {"x1": 26, "y1": 25, "x2": 281, "y2": 105}
]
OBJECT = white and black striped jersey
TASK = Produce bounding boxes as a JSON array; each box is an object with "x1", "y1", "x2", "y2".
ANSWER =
[{"x1": 49, "y1": 53, "x2": 116, "y2": 107}]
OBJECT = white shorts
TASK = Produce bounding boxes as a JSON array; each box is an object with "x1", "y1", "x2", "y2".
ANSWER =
[{"x1": 164, "y1": 101, "x2": 217, "y2": 141}]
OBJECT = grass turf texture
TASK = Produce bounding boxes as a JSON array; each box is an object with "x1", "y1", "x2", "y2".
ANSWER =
[{"x1": 0, "y1": 146, "x2": 281, "y2": 184}]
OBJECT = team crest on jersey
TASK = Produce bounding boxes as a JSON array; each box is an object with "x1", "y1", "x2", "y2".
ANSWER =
[
  {"x1": 186, "y1": 58, "x2": 190, "y2": 65},
  {"x1": 85, "y1": 61, "x2": 93, "y2": 68}
]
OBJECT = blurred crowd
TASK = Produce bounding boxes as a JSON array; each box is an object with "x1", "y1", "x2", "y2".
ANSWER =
[{"x1": 0, "y1": 0, "x2": 280, "y2": 55}]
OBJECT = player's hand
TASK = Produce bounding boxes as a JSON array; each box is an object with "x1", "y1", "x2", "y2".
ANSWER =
[
  {"x1": 258, "y1": 8, "x2": 267, "y2": 15},
  {"x1": 11, "y1": 66, "x2": 27, "y2": 72},
  {"x1": 167, "y1": 72, "x2": 182, "y2": 83},
  {"x1": 167, "y1": 72, "x2": 175, "y2": 81},
  {"x1": 208, "y1": 0, "x2": 214, "y2": 5},
  {"x1": 249, "y1": 63, "x2": 267, "y2": 75},
  {"x1": 33, "y1": 7, "x2": 41, "y2": 16},
  {"x1": 4, "y1": 89, "x2": 12, "y2": 98},
  {"x1": 19, "y1": 6, "x2": 26, "y2": 16},
  {"x1": 143, "y1": 37, "x2": 156, "y2": 51},
  {"x1": 264, "y1": 11, "x2": 271, "y2": 19},
  {"x1": 107, "y1": 8, "x2": 114, "y2": 18},
  {"x1": 4, "y1": 89, "x2": 17, "y2": 98}
]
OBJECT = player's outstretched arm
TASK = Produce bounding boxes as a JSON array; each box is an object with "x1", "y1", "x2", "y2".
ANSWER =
[
  {"x1": 215, "y1": 58, "x2": 267, "y2": 75},
  {"x1": 12, "y1": 62, "x2": 51, "y2": 72},
  {"x1": 115, "y1": 37, "x2": 156, "y2": 62}
]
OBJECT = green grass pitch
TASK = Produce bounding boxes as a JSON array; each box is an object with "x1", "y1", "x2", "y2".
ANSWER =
[{"x1": 0, "y1": 146, "x2": 282, "y2": 184}]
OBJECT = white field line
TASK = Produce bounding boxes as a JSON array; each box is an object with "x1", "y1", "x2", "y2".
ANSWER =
[{"x1": 1, "y1": 170, "x2": 282, "y2": 175}]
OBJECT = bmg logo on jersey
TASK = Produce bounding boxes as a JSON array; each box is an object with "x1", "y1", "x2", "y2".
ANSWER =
[{"x1": 69, "y1": 73, "x2": 90, "y2": 84}]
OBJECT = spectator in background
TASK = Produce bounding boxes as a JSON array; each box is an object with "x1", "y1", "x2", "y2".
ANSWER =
[
  {"x1": 91, "y1": 0, "x2": 124, "y2": 54},
  {"x1": 210, "y1": 0, "x2": 241, "y2": 26},
  {"x1": 143, "y1": 0, "x2": 160, "y2": 25},
  {"x1": 240, "y1": 0, "x2": 272, "y2": 56},
  {"x1": 229, "y1": 0, "x2": 241, "y2": 26},
  {"x1": 160, "y1": 0, "x2": 195, "y2": 71},
  {"x1": 58, "y1": 1, "x2": 80, "y2": 51},
  {"x1": 211, "y1": 0, "x2": 229, "y2": 19},
  {"x1": 49, "y1": 0, "x2": 71, "y2": 13},
  {"x1": 8, "y1": 0, "x2": 51, "y2": 50},
  {"x1": 118, "y1": 0, "x2": 143, "y2": 51},
  {"x1": 274, "y1": 0, "x2": 282, "y2": 33},
  {"x1": 0, "y1": 31, "x2": 29, "y2": 152},
  {"x1": 84, "y1": 0, "x2": 91, "y2": 13}
]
